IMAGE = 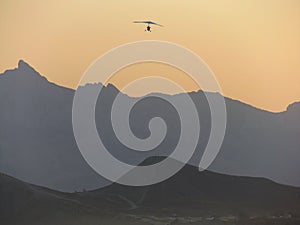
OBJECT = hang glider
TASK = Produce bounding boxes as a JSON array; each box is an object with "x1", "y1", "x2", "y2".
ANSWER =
[{"x1": 133, "y1": 21, "x2": 163, "y2": 32}]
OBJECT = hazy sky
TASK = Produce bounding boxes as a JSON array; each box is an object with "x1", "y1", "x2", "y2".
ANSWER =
[{"x1": 0, "y1": 0, "x2": 299, "y2": 111}]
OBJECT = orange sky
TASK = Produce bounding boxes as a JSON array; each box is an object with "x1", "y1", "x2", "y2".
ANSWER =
[{"x1": 0, "y1": 0, "x2": 299, "y2": 112}]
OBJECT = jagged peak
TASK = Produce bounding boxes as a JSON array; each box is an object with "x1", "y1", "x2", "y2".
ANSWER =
[
  {"x1": 17, "y1": 59, "x2": 39, "y2": 74},
  {"x1": 18, "y1": 59, "x2": 31, "y2": 69},
  {"x1": 105, "y1": 83, "x2": 119, "y2": 92},
  {"x1": 15, "y1": 59, "x2": 48, "y2": 81},
  {"x1": 0, "y1": 60, "x2": 50, "y2": 88}
]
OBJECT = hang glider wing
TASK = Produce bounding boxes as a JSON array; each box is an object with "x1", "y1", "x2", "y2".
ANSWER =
[{"x1": 133, "y1": 21, "x2": 163, "y2": 27}]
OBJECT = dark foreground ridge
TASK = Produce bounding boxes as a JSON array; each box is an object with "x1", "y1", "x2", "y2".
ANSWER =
[{"x1": 1, "y1": 158, "x2": 300, "y2": 225}]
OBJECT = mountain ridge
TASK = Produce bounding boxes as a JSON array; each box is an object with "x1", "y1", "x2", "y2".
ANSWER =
[
  {"x1": 0, "y1": 60, "x2": 298, "y2": 113},
  {"x1": 1, "y1": 161, "x2": 300, "y2": 225},
  {"x1": 0, "y1": 60, "x2": 299, "y2": 191}
]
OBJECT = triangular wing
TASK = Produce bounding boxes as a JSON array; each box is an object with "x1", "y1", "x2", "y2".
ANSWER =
[{"x1": 133, "y1": 21, "x2": 163, "y2": 27}]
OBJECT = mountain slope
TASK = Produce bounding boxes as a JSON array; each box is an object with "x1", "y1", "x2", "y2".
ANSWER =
[
  {"x1": 0, "y1": 172, "x2": 115, "y2": 225},
  {"x1": 1, "y1": 161, "x2": 300, "y2": 225},
  {"x1": 96, "y1": 157, "x2": 300, "y2": 213},
  {"x1": 0, "y1": 60, "x2": 299, "y2": 192},
  {"x1": 0, "y1": 60, "x2": 111, "y2": 191}
]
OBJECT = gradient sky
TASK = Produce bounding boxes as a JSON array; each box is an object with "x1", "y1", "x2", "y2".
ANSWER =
[{"x1": 0, "y1": 0, "x2": 299, "y2": 111}]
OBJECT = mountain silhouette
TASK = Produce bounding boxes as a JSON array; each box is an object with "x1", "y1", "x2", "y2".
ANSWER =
[
  {"x1": 0, "y1": 60, "x2": 299, "y2": 192},
  {"x1": 1, "y1": 158, "x2": 300, "y2": 225}
]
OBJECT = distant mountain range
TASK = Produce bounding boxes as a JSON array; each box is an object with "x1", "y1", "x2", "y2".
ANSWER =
[{"x1": 0, "y1": 60, "x2": 299, "y2": 192}]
